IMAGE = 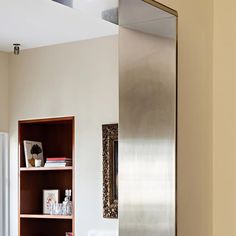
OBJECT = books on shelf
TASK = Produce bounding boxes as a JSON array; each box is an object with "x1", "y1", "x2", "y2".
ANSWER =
[{"x1": 44, "y1": 157, "x2": 72, "y2": 168}]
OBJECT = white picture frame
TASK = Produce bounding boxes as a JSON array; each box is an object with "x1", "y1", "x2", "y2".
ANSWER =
[
  {"x1": 43, "y1": 189, "x2": 60, "y2": 214},
  {"x1": 23, "y1": 140, "x2": 44, "y2": 168}
]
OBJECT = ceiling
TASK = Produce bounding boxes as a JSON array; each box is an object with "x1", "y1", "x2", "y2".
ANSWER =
[{"x1": 0, "y1": 0, "x2": 118, "y2": 52}]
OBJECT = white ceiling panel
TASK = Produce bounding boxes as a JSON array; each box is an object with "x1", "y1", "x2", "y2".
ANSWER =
[{"x1": 0, "y1": 0, "x2": 118, "y2": 52}]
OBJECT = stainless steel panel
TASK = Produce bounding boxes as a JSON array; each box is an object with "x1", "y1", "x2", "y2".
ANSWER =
[
  {"x1": 119, "y1": 0, "x2": 176, "y2": 39},
  {"x1": 119, "y1": 2, "x2": 177, "y2": 236}
]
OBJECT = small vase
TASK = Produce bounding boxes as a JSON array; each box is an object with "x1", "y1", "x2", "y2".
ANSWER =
[{"x1": 35, "y1": 159, "x2": 41, "y2": 167}]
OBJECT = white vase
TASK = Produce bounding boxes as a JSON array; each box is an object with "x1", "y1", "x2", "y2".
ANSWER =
[{"x1": 35, "y1": 159, "x2": 41, "y2": 167}]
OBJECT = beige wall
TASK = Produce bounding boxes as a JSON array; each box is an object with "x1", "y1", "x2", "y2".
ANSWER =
[
  {"x1": 4, "y1": 1, "x2": 236, "y2": 236},
  {"x1": 7, "y1": 1, "x2": 214, "y2": 235},
  {"x1": 213, "y1": 1, "x2": 236, "y2": 236},
  {"x1": 0, "y1": 52, "x2": 8, "y2": 132},
  {"x1": 8, "y1": 36, "x2": 119, "y2": 236},
  {"x1": 2, "y1": 0, "x2": 226, "y2": 235},
  {"x1": 157, "y1": 1, "x2": 213, "y2": 236}
]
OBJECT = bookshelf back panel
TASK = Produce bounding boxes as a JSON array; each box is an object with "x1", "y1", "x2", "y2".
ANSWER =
[
  {"x1": 21, "y1": 218, "x2": 72, "y2": 236},
  {"x1": 19, "y1": 118, "x2": 73, "y2": 167},
  {"x1": 20, "y1": 168, "x2": 72, "y2": 214}
]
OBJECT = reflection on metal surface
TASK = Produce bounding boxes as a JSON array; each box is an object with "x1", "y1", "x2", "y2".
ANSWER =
[
  {"x1": 119, "y1": 0, "x2": 176, "y2": 39},
  {"x1": 143, "y1": 0, "x2": 178, "y2": 16},
  {"x1": 119, "y1": 1, "x2": 177, "y2": 236}
]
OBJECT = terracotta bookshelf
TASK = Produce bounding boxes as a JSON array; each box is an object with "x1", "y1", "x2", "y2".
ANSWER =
[{"x1": 18, "y1": 117, "x2": 75, "y2": 236}]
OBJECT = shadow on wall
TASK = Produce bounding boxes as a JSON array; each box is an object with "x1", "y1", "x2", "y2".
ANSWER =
[{"x1": 52, "y1": 0, "x2": 73, "y2": 7}]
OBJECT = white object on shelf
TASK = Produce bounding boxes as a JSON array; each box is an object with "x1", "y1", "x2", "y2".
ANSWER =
[{"x1": 35, "y1": 159, "x2": 41, "y2": 167}]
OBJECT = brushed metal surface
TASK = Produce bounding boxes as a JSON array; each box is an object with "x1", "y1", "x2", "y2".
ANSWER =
[
  {"x1": 119, "y1": 1, "x2": 177, "y2": 236},
  {"x1": 119, "y1": 0, "x2": 176, "y2": 39}
]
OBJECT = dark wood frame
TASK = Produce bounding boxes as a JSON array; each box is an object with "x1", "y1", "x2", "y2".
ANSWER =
[{"x1": 102, "y1": 124, "x2": 118, "y2": 218}]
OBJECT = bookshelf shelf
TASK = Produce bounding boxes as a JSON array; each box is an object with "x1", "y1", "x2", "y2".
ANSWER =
[
  {"x1": 20, "y1": 214, "x2": 73, "y2": 220},
  {"x1": 20, "y1": 167, "x2": 73, "y2": 172},
  {"x1": 18, "y1": 117, "x2": 75, "y2": 236}
]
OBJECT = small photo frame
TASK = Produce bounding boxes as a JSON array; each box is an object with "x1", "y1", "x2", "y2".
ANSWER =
[
  {"x1": 23, "y1": 140, "x2": 44, "y2": 168},
  {"x1": 43, "y1": 189, "x2": 60, "y2": 214}
]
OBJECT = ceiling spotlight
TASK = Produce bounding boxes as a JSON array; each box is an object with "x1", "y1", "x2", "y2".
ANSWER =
[{"x1": 13, "y1": 44, "x2": 21, "y2": 55}]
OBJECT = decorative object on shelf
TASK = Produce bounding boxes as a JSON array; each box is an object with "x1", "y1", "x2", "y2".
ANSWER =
[
  {"x1": 35, "y1": 159, "x2": 41, "y2": 167},
  {"x1": 24, "y1": 140, "x2": 44, "y2": 167},
  {"x1": 49, "y1": 203, "x2": 63, "y2": 215},
  {"x1": 43, "y1": 189, "x2": 60, "y2": 214},
  {"x1": 49, "y1": 189, "x2": 72, "y2": 216},
  {"x1": 102, "y1": 123, "x2": 118, "y2": 218},
  {"x1": 66, "y1": 233, "x2": 73, "y2": 236},
  {"x1": 44, "y1": 157, "x2": 72, "y2": 168},
  {"x1": 62, "y1": 189, "x2": 73, "y2": 216}
]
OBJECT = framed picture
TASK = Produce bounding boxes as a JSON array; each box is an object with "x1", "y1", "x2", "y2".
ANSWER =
[
  {"x1": 43, "y1": 189, "x2": 60, "y2": 214},
  {"x1": 102, "y1": 124, "x2": 118, "y2": 218},
  {"x1": 23, "y1": 140, "x2": 44, "y2": 167}
]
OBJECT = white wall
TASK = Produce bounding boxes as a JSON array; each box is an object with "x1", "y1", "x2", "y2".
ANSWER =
[
  {"x1": 0, "y1": 133, "x2": 9, "y2": 236},
  {"x1": 9, "y1": 36, "x2": 118, "y2": 236},
  {"x1": 0, "y1": 52, "x2": 9, "y2": 235},
  {"x1": 0, "y1": 52, "x2": 9, "y2": 132}
]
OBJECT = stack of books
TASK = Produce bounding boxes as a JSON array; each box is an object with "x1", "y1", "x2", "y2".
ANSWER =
[{"x1": 44, "y1": 157, "x2": 72, "y2": 168}]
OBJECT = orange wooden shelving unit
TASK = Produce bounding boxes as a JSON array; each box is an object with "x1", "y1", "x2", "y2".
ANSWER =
[{"x1": 18, "y1": 117, "x2": 75, "y2": 236}]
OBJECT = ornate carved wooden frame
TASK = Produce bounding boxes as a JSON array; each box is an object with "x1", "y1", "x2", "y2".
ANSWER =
[{"x1": 102, "y1": 124, "x2": 118, "y2": 218}]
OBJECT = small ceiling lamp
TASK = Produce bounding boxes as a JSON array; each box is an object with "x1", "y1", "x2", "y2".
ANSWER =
[{"x1": 13, "y1": 44, "x2": 21, "y2": 55}]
